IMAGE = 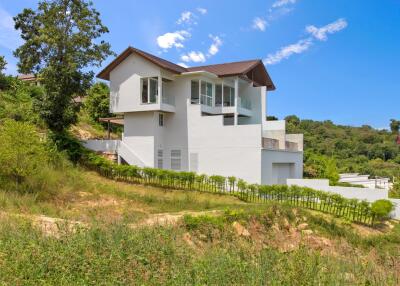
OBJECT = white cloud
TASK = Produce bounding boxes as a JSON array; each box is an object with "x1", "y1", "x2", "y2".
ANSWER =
[
  {"x1": 181, "y1": 51, "x2": 206, "y2": 63},
  {"x1": 306, "y1": 18, "x2": 348, "y2": 41},
  {"x1": 156, "y1": 30, "x2": 190, "y2": 49},
  {"x1": 264, "y1": 38, "x2": 313, "y2": 65},
  {"x1": 272, "y1": 0, "x2": 296, "y2": 8},
  {"x1": 0, "y1": 7, "x2": 23, "y2": 50},
  {"x1": 177, "y1": 62, "x2": 189, "y2": 68},
  {"x1": 207, "y1": 35, "x2": 222, "y2": 56},
  {"x1": 177, "y1": 11, "x2": 195, "y2": 25},
  {"x1": 197, "y1": 8, "x2": 207, "y2": 15},
  {"x1": 264, "y1": 18, "x2": 348, "y2": 65},
  {"x1": 252, "y1": 17, "x2": 267, "y2": 31}
]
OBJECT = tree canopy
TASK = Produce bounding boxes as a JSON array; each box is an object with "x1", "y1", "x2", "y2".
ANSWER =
[
  {"x1": 84, "y1": 82, "x2": 112, "y2": 122},
  {"x1": 0, "y1": 56, "x2": 6, "y2": 74},
  {"x1": 285, "y1": 116, "x2": 400, "y2": 179},
  {"x1": 14, "y1": 0, "x2": 114, "y2": 133}
]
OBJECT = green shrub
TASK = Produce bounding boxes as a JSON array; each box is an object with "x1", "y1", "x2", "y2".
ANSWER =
[
  {"x1": 371, "y1": 200, "x2": 394, "y2": 220},
  {"x1": 0, "y1": 120, "x2": 47, "y2": 192}
]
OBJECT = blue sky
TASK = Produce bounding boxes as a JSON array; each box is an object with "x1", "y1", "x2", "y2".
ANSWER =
[{"x1": 0, "y1": 0, "x2": 399, "y2": 128}]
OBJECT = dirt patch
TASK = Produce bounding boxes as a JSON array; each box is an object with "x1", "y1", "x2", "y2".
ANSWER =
[{"x1": 130, "y1": 210, "x2": 222, "y2": 228}]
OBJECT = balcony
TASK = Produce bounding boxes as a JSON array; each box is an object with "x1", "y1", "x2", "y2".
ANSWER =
[
  {"x1": 262, "y1": 137, "x2": 301, "y2": 152},
  {"x1": 262, "y1": 137, "x2": 280, "y2": 150}
]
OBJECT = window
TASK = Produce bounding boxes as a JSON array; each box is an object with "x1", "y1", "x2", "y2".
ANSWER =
[
  {"x1": 171, "y1": 150, "x2": 181, "y2": 170},
  {"x1": 223, "y1": 85, "x2": 235, "y2": 107},
  {"x1": 158, "y1": 113, "x2": 164, "y2": 127},
  {"x1": 201, "y1": 81, "x2": 213, "y2": 106},
  {"x1": 157, "y1": 149, "x2": 163, "y2": 169},
  {"x1": 215, "y1": 84, "x2": 222, "y2": 106},
  {"x1": 141, "y1": 77, "x2": 158, "y2": 104},
  {"x1": 191, "y1": 80, "x2": 199, "y2": 104}
]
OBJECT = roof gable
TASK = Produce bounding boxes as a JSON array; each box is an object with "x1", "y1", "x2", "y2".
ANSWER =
[{"x1": 97, "y1": 46, "x2": 275, "y2": 90}]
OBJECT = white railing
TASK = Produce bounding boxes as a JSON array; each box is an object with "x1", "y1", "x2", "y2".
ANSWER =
[
  {"x1": 162, "y1": 93, "x2": 175, "y2": 106},
  {"x1": 201, "y1": 94, "x2": 212, "y2": 106},
  {"x1": 262, "y1": 138, "x2": 280, "y2": 150},
  {"x1": 239, "y1": 97, "x2": 252, "y2": 110}
]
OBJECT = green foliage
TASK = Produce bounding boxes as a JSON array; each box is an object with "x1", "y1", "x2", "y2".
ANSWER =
[
  {"x1": 390, "y1": 119, "x2": 400, "y2": 134},
  {"x1": 183, "y1": 214, "x2": 225, "y2": 230},
  {"x1": 0, "y1": 55, "x2": 6, "y2": 73},
  {"x1": 286, "y1": 117, "x2": 400, "y2": 179},
  {"x1": 0, "y1": 80, "x2": 44, "y2": 124},
  {"x1": 371, "y1": 200, "x2": 394, "y2": 219},
  {"x1": 14, "y1": 0, "x2": 114, "y2": 133},
  {"x1": 389, "y1": 179, "x2": 400, "y2": 198},
  {"x1": 84, "y1": 82, "x2": 112, "y2": 122},
  {"x1": 0, "y1": 213, "x2": 398, "y2": 285},
  {"x1": 0, "y1": 120, "x2": 47, "y2": 192},
  {"x1": 304, "y1": 153, "x2": 339, "y2": 184}
]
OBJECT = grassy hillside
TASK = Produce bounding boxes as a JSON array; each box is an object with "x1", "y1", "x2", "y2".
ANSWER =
[
  {"x1": 0, "y1": 197, "x2": 399, "y2": 285},
  {"x1": 284, "y1": 116, "x2": 400, "y2": 179}
]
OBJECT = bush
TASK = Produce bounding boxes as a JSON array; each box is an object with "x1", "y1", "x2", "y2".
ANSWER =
[
  {"x1": 0, "y1": 120, "x2": 48, "y2": 192},
  {"x1": 371, "y1": 200, "x2": 394, "y2": 220}
]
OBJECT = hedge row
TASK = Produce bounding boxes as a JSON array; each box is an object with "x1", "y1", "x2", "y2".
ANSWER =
[{"x1": 80, "y1": 150, "x2": 381, "y2": 225}]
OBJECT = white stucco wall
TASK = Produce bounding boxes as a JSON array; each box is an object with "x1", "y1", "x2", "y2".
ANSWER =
[
  {"x1": 123, "y1": 112, "x2": 156, "y2": 166},
  {"x1": 187, "y1": 103, "x2": 263, "y2": 183},
  {"x1": 262, "y1": 150, "x2": 303, "y2": 185},
  {"x1": 287, "y1": 179, "x2": 389, "y2": 202},
  {"x1": 109, "y1": 54, "x2": 162, "y2": 113}
]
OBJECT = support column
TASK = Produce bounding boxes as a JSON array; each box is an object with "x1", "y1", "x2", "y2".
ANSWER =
[
  {"x1": 158, "y1": 75, "x2": 162, "y2": 107},
  {"x1": 234, "y1": 77, "x2": 239, "y2": 125}
]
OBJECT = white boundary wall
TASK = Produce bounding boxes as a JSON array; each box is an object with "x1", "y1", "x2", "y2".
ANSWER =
[
  {"x1": 82, "y1": 140, "x2": 120, "y2": 152},
  {"x1": 287, "y1": 179, "x2": 400, "y2": 219}
]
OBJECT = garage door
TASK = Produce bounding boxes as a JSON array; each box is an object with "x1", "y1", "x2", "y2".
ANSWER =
[{"x1": 272, "y1": 163, "x2": 295, "y2": 185}]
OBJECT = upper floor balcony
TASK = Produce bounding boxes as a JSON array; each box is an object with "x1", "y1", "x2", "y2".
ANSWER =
[
  {"x1": 262, "y1": 120, "x2": 303, "y2": 152},
  {"x1": 190, "y1": 79, "x2": 253, "y2": 117}
]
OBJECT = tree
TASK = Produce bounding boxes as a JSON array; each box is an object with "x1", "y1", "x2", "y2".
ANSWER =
[
  {"x1": 305, "y1": 154, "x2": 339, "y2": 185},
  {"x1": 390, "y1": 119, "x2": 400, "y2": 134},
  {"x1": 14, "y1": 0, "x2": 114, "y2": 133},
  {"x1": 85, "y1": 82, "x2": 111, "y2": 122},
  {"x1": 266, "y1": 115, "x2": 278, "y2": 121},
  {"x1": 0, "y1": 56, "x2": 6, "y2": 74}
]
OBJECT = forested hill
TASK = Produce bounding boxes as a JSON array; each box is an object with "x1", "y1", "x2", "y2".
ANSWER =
[{"x1": 284, "y1": 116, "x2": 400, "y2": 179}]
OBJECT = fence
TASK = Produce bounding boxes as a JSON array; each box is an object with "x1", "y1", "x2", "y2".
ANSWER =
[{"x1": 80, "y1": 150, "x2": 379, "y2": 225}]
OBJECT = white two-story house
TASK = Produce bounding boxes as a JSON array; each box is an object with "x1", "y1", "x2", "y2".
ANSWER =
[{"x1": 95, "y1": 46, "x2": 303, "y2": 185}]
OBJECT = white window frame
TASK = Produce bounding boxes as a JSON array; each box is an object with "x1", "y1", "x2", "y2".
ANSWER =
[
  {"x1": 223, "y1": 84, "x2": 235, "y2": 107},
  {"x1": 141, "y1": 77, "x2": 158, "y2": 104},
  {"x1": 191, "y1": 80, "x2": 200, "y2": 104},
  {"x1": 158, "y1": 113, "x2": 164, "y2": 127},
  {"x1": 157, "y1": 149, "x2": 163, "y2": 169},
  {"x1": 200, "y1": 80, "x2": 213, "y2": 107}
]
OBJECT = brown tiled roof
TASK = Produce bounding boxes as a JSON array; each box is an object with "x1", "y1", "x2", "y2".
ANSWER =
[
  {"x1": 97, "y1": 46, "x2": 275, "y2": 90},
  {"x1": 17, "y1": 74, "x2": 37, "y2": 81},
  {"x1": 97, "y1": 47, "x2": 186, "y2": 80},
  {"x1": 186, "y1": 60, "x2": 259, "y2": 76}
]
